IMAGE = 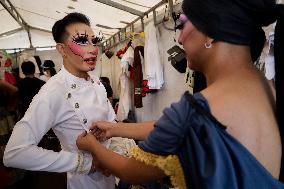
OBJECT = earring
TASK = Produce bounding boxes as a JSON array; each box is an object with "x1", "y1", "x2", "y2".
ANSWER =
[{"x1": 204, "y1": 43, "x2": 212, "y2": 49}]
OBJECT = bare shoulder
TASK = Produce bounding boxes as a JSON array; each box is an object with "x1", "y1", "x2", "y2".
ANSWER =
[{"x1": 201, "y1": 80, "x2": 281, "y2": 178}]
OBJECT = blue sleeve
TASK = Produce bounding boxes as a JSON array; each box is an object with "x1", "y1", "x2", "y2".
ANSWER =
[{"x1": 139, "y1": 95, "x2": 194, "y2": 155}]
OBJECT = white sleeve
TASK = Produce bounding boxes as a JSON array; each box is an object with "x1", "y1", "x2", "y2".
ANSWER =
[{"x1": 3, "y1": 98, "x2": 81, "y2": 173}]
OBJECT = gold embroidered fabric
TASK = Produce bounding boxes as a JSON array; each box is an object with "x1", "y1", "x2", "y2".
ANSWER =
[{"x1": 130, "y1": 147, "x2": 186, "y2": 189}]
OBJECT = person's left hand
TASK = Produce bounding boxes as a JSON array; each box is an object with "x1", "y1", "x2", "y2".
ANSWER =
[{"x1": 76, "y1": 131, "x2": 98, "y2": 151}]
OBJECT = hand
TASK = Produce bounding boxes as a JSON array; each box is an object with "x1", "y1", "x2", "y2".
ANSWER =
[
  {"x1": 76, "y1": 131, "x2": 98, "y2": 151},
  {"x1": 90, "y1": 121, "x2": 116, "y2": 142}
]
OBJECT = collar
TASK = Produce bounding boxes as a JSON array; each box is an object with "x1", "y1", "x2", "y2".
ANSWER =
[{"x1": 61, "y1": 65, "x2": 98, "y2": 88}]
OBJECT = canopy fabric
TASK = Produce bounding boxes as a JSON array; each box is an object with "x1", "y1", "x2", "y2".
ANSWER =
[{"x1": 0, "y1": 0, "x2": 163, "y2": 49}]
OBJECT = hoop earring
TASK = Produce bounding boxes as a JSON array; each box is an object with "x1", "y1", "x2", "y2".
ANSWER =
[{"x1": 204, "y1": 43, "x2": 212, "y2": 49}]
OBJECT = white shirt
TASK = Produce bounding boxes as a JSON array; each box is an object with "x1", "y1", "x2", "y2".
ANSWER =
[
  {"x1": 144, "y1": 20, "x2": 164, "y2": 89},
  {"x1": 4, "y1": 66, "x2": 119, "y2": 189}
]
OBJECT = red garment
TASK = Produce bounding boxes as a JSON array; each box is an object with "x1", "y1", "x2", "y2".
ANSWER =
[
  {"x1": 132, "y1": 46, "x2": 144, "y2": 108},
  {"x1": 141, "y1": 80, "x2": 158, "y2": 97},
  {"x1": 5, "y1": 72, "x2": 16, "y2": 85}
]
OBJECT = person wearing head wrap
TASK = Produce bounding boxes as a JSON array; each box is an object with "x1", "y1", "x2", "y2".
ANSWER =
[
  {"x1": 39, "y1": 60, "x2": 57, "y2": 81},
  {"x1": 76, "y1": 0, "x2": 284, "y2": 188}
]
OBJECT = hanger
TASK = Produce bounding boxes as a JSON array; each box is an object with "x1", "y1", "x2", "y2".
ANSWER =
[
  {"x1": 126, "y1": 32, "x2": 145, "y2": 40},
  {"x1": 126, "y1": 32, "x2": 145, "y2": 47}
]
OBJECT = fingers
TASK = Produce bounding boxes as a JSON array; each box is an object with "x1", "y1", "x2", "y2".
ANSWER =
[
  {"x1": 78, "y1": 131, "x2": 87, "y2": 138},
  {"x1": 90, "y1": 121, "x2": 106, "y2": 130},
  {"x1": 76, "y1": 132, "x2": 96, "y2": 150},
  {"x1": 90, "y1": 126, "x2": 107, "y2": 142}
]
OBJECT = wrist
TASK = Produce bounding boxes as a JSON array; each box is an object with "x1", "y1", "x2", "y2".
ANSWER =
[
  {"x1": 90, "y1": 139, "x2": 100, "y2": 154},
  {"x1": 109, "y1": 126, "x2": 117, "y2": 137},
  {"x1": 74, "y1": 152, "x2": 92, "y2": 175}
]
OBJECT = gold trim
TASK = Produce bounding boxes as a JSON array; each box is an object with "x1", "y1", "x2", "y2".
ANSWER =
[{"x1": 130, "y1": 147, "x2": 186, "y2": 189}]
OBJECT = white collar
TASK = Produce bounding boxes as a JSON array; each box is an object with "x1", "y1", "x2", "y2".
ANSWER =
[{"x1": 61, "y1": 65, "x2": 98, "y2": 88}]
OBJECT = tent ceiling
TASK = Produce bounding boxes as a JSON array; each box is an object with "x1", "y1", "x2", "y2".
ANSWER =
[{"x1": 0, "y1": 0, "x2": 165, "y2": 50}]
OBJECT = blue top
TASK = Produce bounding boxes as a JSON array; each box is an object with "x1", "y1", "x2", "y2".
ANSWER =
[{"x1": 139, "y1": 92, "x2": 284, "y2": 189}]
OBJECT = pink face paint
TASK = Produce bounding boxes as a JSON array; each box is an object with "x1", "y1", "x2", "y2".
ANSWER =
[
  {"x1": 179, "y1": 14, "x2": 188, "y2": 23},
  {"x1": 178, "y1": 14, "x2": 195, "y2": 45},
  {"x1": 67, "y1": 41, "x2": 85, "y2": 58},
  {"x1": 90, "y1": 47, "x2": 99, "y2": 56}
]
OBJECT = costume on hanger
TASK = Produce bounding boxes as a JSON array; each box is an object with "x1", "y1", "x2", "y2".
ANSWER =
[
  {"x1": 117, "y1": 47, "x2": 134, "y2": 121},
  {"x1": 132, "y1": 46, "x2": 144, "y2": 108},
  {"x1": 144, "y1": 20, "x2": 164, "y2": 89},
  {"x1": 4, "y1": 66, "x2": 135, "y2": 189}
]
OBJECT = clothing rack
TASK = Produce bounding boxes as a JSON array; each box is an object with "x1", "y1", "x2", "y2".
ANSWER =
[{"x1": 100, "y1": 0, "x2": 174, "y2": 50}]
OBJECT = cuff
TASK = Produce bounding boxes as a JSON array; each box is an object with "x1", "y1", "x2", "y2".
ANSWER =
[
  {"x1": 73, "y1": 152, "x2": 92, "y2": 174},
  {"x1": 130, "y1": 147, "x2": 186, "y2": 189}
]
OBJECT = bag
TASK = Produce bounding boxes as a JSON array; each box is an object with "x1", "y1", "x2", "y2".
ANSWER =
[{"x1": 167, "y1": 45, "x2": 187, "y2": 73}]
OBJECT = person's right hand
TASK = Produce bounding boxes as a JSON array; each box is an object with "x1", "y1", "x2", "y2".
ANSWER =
[
  {"x1": 90, "y1": 121, "x2": 116, "y2": 142},
  {"x1": 76, "y1": 131, "x2": 98, "y2": 151}
]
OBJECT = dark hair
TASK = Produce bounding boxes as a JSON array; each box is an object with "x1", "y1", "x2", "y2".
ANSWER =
[
  {"x1": 43, "y1": 67, "x2": 57, "y2": 77},
  {"x1": 52, "y1": 12, "x2": 90, "y2": 43},
  {"x1": 100, "y1": 77, "x2": 110, "y2": 85},
  {"x1": 42, "y1": 60, "x2": 55, "y2": 68},
  {"x1": 42, "y1": 60, "x2": 57, "y2": 76},
  {"x1": 21, "y1": 61, "x2": 35, "y2": 75}
]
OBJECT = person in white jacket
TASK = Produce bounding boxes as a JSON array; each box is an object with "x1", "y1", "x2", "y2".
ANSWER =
[{"x1": 3, "y1": 12, "x2": 133, "y2": 189}]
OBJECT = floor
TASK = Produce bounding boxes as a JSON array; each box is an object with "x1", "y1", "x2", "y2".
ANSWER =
[{"x1": 4, "y1": 171, "x2": 67, "y2": 189}]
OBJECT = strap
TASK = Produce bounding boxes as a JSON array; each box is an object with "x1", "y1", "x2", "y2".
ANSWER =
[{"x1": 184, "y1": 91, "x2": 226, "y2": 129}]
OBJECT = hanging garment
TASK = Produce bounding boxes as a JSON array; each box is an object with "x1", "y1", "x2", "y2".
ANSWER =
[
  {"x1": 117, "y1": 47, "x2": 134, "y2": 121},
  {"x1": 132, "y1": 46, "x2": 144, "y2": 108},
  {"x1": 144, "y1": 20, "x2": 164, "y2": 89}
]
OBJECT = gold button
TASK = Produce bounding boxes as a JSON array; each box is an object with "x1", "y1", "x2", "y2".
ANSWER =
[
  {"x1": 75, "y1": 103, "x2": 79, "y2": 108},
  {"x1": 71, "y1": 84, "x2": 76, "y2": 89},
  {"x1": 83, "y1": 119, "x2": 87, "y2": 124}
]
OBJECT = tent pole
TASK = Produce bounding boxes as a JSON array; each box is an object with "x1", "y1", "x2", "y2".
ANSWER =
[{"x1": 93, "y1": 0, "x2": 144, "y2": 16}]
